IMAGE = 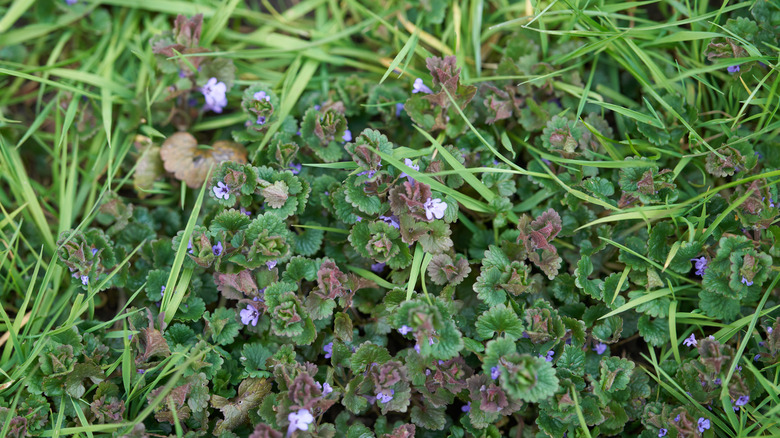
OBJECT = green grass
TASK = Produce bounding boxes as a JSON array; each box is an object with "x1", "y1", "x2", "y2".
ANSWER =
[{"x1": 1, "y1": 0, "x2": 779, "y2": 436}]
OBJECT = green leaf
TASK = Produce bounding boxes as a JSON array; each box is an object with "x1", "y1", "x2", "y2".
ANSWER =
[
  {"x1": 241, "y1": 343, "x2": 274, "y2": 378},
  {"x1": 205, "y1": 307, "x2": 242, "y2": 346},
  {"x1": 475, "y1": 304, "x2": 525, "y2": 340},
  {"x1": 637, "y1": 315, "x2": 669, "y2": 347},
  {"x1": 350, "y1": 342, "x2": 391, "y2": 372}
]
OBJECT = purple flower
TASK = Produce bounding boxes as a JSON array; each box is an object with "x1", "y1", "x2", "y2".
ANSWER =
[
  {"x1": 371, "y1": 262, "x2": 386, "y2": 273},
  {"x1": 741, "y1": 276, "x2": 753, "y2": 286},
  {"x1": 658, "y1": 428, "x2": 667, "y2": 437},
  {"x1": 674, "y1": 414, "x2": 680, "y2": 422},
  {"x1": 398, "y1": 325, "x2": 412, "y2": 335},
  {"x1": 254, "y1": 91, "x2": 270, "y2": 102},
  {"x1": 540, "y1": 350, "x2": 555, "y2": 362},
  {"x1": 65, "y1": 0, "x2": 77, "y2": 4},
  {"x1": 379, "y1": 215, "x2": 400, "y2": 229},
  {"x1": 213, "y1": 181, "x2": 230, "y2": 200},
  {"x1": 735, "y1": 365, "x2": 742, "y2": 371},
  {"x1": 267, "y1": 260, "x2": 277, "y2": 270},
  {"x1": 399, "y1": 158, "x2": 419, "y2": 183},
  {"x1": 728, "y1": 65, "x2": 740, "y2": 74},
  {"x1": 212, "y1": 241, "x2": 223, "y2": 256},
  {"x1": 754, "y1": 354, "x2": 761, "y2": 361},
  {"x1": 137, "y1": 369, "x2": 145, "y2": 374},
  {"x1": 395, "y1": 103, "x2": 404, "y2": 117},
  {"x1": 593, "y1": 343, "x2": 607, "y2": 355},
  {"x1": 423, "y1": 198, "x2": 447, "y2": 220},
  {"x1": 201, "y1": 77, "x2": 228, "y2": 113},
  {"x1": 735, "y1": 395, "x2": 749, "y2": 406},
  {"x1": 769, "y1": 327, "x2": 774, "y2": 334},
  {"x1": 714, "y1": 378, "x2": 721, "y2": 385},
  {"x1": 323, "y1": 342, "x2": 333, "y2": 359},
  {"x1": 490, "y1": 366, "x2": 500, "y2": 380},
  {"x1": 80, "y1": 275, "x2": 89, "y2": 286},
  {"x1": 321, "y1": 382, "x2": 332, "y2": 396},
  {"x1": 691, "y1": 256, "x2": 707, "y2": 276},
  {"x1": 187, "y1": 239, "x2": 194, "y2": 254},
  {"x1": 414, "y1": 343, "x2": 421, "y2": 353},
  {"x1": 239, "y1": 305, "x2": 259, "y2": 326},
  {"x1": 289, "y1": 163, "x2": 302, "y2": 174},
  {"x1": 697, "y1": 417, "x2": 710, "y2": 433},
  {"x1": 257, "y1": 116, "x2": 267, "y2": 125},
  {"x1": 355, "y1": 216, "x2": 362, "y2": 222},
  {"x1": 240, "y1": 207, "x2": 252, "y2": 216},
  {"x1": 91, "y1": 248, "x2": 98, "y2": 256},
  {"x1": 287, "y1": 409, "x2": 314, "y2": 436},
  {"x1": 683, "y1": 334, "x2": 698, "y2": 347},
  {"x1": 461, "y1": 402, "x2": 471, "y2": 412},
  {"x1": 376, "y1": 389, "x2": 394, "y2": 403},
  {"x1": 342, "y1": 129, "x2": 352, "y2": 143},
  {"x1": 356, "y1": 169, "x2": 376, "y2": 178},
  {"x1": 412, "y1": 78, "x2": 433, "y2": 94}
]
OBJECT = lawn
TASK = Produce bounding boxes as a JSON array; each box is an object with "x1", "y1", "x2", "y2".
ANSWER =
[{"x1": 0, "y1": 0, "x2": 779, "y2": 437}]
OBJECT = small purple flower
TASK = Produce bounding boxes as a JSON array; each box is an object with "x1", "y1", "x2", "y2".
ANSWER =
[
  {"x1": 461, "y1": 402, "x2": 471, "y2": 412},
  {"x1": 754, "y1": 354, "x2": 761, "y2": 361},
  {"x1": 201, "y1": 77, "x2": 228, "y2": 113},
  {"x1": 240, "y1": 207, "x2": 252, "y2": 216},
  {"x1": 423, "y1": 198, "x2": 447, "y2": 220},
  {"x1": 356, "y1": 169, "x2": 376, "y2": 178},
  {"x1": 65, "y1": 0, "x2": 77, "y2": 4},
  {"x1": 266, "y1": 260, "x2": 277, "y2": 270},
  {"x1": 540, "y1": 350, "x2": 555, "y2": 362},
  {"x1": 412, "y1": 78, "x2": 433, "y2": 94},
  {"x1": 714, "y1": 378, "x2": 721, "y2": 385},
  {"x1": 735, "y1": 395, "x2": 749, "y2": 406},
  {"x1": 399, "y1": 158, "x2": 419, "y2": 183},
  {"x1": 379, "y1": 215, "x2": 400, "y2": 229},
  {"x1": 289, "y1": 163, "x2": 302, "y2": 174},
  {"x1": 313, "y1": 104, "x2": 321, "y2": 111},
  {"x1": 137, "y1": 369, "x2": 145, "y2": 374},
  {"x1": 683, "y1": 334, "x2": 698, "y2": 347},
  {"x1": 256, "y1": 116, "x2": 267, "y2": 125},
  {"x1": 395, "y1": 103, "x2": 404, "y2": 117},
  {"x1": 187, "y1": 239, "x2": 194, "y2": 254},
  {"x1": 128, "y1": 334, "x2": 133, "y2": 340},
  {"x1": 371, "y1": 262, "x2": 386, "y2": 273},
  {"x1": 212, "y1": 241, "x2": 223, "y2": 256},
  {"x1": 322, "y1": 382, "x2": 333, "y2": 396},
  {"x1": 213, "y1": 181, "x2": 230, "y2": 200},
  {"x1": 323, "y1": 342, "x2": 333, "y2": 359},
  {"x1": 91, "y1": 248, "x2": 98, "y2": 256},
  {"x1": 697, "y1": 417, "x2": 710, "y2": 433},
  {"x1": 490, "y1": 366, "x2": 500, "y2": 380},
  {"x1": 768, "y1": 327, "x2": 774, "y2": 334},
  {"x1": 593, "y1": 343, "x2": 607, "y2": 355},
  {"x1": 287, "y1": 409, "x2": 314, "y2": 436},
  {"x1": 254, "y1": 91, "x2": 270, "y2": 102},
  {"x1": 80, "y1": 275, "x2": 89, "y2": 286},
  {"x1": 741, "y1": 276, "x2": 753, "y2": 286},
  {"x1": 735, "y1": 365, "x2": 742, "y2": 371},
  {"x1": 355, "y1": 216, "x2": 362, "y2": 222},
  {"x1": 727, "y1": 65, "x2": 740, "y2": 74},
  {"x1": 414, "y1": 343, "x2": 421, "y2": 353},
  {"x1": 342, "y1": 129, "x2": 352, "y2": 143},
  {"x1": 691, "y1": 256, "x2": 708, "y2": 277},
  {"x1": 674, "y1": 415, "x2": 680, "y2": 422},
  {"x1": 398, "y1": 325, "x2": 412, "y2": 335},
  {"x1": 658, "y1": 428, "x2": 667, "y2": 437},
  {"x1": 239, "y1": 305, "x2": 259, "y2": 326},
  {"x1": 376, "y1": 389, "x2": 394, "y2": 404}
]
